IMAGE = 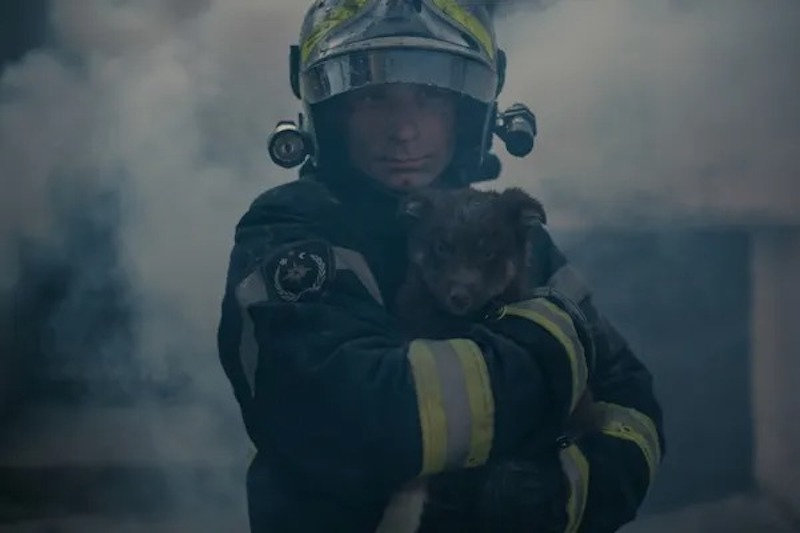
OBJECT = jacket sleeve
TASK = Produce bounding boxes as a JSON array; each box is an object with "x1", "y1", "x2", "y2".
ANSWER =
[
  {"x1": 532, "y1": 224, "x2": 666, "y2": 533},
  {"x1": 216, "y1": 185, "x2": 592, "y2": 505}
]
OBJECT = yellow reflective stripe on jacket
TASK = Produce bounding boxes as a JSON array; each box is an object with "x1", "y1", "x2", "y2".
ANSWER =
[
  {"x1": 500, "y1": 298, "x2": 588, "y2": 413},
  {"x1": 559, "y1": 443, "x2": 590, "y2": 533},
  {"x1": 594, "y1": 401, "x2": 662, "y2": 482},
  {"x1": 407, "y1": 338, "x2": 495, "y2": 475},
  {"x1": 300, "y1": 0, "x2": 370, "y2": 63},
  {"x1": 431, "y1": 0, "x2": 495, "y2": 60}
]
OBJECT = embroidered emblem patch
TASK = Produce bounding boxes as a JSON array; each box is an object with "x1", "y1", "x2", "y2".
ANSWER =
[{"x1": 264, "y1": 241, "x2": 333, "y2": 302}]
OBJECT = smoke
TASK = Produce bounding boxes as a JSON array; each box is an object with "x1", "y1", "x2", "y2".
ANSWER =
[
  {"x1": 1, "y1": 0, "x2": 309, "y2": 524},
  {"x1": 2, "y1": 0, "x2": 307, "y2": 372},
  {"x1": 483, "y1": 0, "x2": 799, "y2": 514},
  {"x1": 490, "y1": 0, "x2": 800, "y2": 228},
  {"x1": 1, "y1": 0, "x2": 798, "y2": 524}
]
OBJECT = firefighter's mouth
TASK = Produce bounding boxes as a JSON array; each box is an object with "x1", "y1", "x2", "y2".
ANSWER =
[{"x1": 381, "y1": 156, "x2": 430, "y2": 169}]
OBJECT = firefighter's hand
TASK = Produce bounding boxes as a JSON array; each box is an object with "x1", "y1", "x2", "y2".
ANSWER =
[
  {"x1": 417, "y1": 453, "x2": 570, "y2": 533},
  {"x1": 416, "y1": 467, "x2": 488, "y2": 533},
  {"x1": 483, "y1": 288, "x2": 598, "y2": 423},
  {"x1": 477, "y1": 451, "x2": 569, "y2": 533},
  {"x1": 492, "y1": 286, "x2": 597, "y2": 377}
]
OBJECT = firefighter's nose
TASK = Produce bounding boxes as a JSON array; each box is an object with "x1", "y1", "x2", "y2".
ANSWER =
[
  {"x1": 388, "y1": 113, "x2": 420, "y2": 142},
  {"x1": 448, "y1": 288, "x2": 472, "y2": 314}
]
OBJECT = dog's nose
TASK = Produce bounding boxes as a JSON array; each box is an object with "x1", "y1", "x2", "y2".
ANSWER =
[{"x1": 448, "y1": 289, "x2": 472, "y2": 314}]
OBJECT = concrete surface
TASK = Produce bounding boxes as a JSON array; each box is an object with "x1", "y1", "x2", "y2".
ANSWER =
[
  {"x1": 0, "y1": 512, "x2": 248, "y2": 533},
  {"x1": 622, "y1": 492, "x2": 800, "y2": 533},
  {"x1": 1, "y1": 492, "x2": 798, "y2": 533}
]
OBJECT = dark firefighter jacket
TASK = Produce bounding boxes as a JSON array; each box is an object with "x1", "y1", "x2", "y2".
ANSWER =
[{"x1": 217, "y1": 167, "x2": 665, "y2": 533}]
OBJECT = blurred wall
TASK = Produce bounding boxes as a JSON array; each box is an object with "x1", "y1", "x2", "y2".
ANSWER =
[{"x1": 752, "y1": 228, "x2": 800, "y2": 517}]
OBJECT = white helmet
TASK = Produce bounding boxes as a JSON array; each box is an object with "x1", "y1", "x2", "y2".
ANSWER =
[{"x1": 269, "y1": 0, "x2": 536, "y2": 186}]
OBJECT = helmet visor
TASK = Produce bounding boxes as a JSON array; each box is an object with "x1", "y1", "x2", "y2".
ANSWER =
[{"x1": 300, "y1": 43, "x2": 498, "y2": 105}]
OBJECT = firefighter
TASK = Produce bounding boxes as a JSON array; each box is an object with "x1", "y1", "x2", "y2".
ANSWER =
[{"x1": 217, "y1": 1, "x2": 665, "y2": 531}]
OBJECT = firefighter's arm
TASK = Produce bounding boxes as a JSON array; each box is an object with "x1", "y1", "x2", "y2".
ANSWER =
[
  {"x1": 569, "y1": 311, "x2": 665, "y2": 533},
  {"x1": 217, "y1": 187, "x2": 592, "y2": 503},
  {"x1": 538, "y1": 232, "x2": 665, "y2": 532}
]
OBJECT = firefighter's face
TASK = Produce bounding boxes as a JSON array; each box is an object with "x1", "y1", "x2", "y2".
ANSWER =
[{"x1": 344, "y1": 83, "x2": 457, "y2": 191}]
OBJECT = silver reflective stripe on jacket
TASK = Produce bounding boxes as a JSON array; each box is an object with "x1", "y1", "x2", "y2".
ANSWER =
[
  {"x1": 235, "y1": 269, "x2": 270, "y2": 397},
  {"x1": 547, "y1": 264, "x2": 591, "y2": 304},
  {"x1": 332, "y1": 246, "x2": 385, "y2": 306},
  {"x1": 407, "y1": 338, "x2": 495, "y2": 475}
]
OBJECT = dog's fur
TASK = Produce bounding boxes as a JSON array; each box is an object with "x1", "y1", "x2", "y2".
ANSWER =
[{"x1": 393, "y1": 186, "x2": 546, "y2": 337}]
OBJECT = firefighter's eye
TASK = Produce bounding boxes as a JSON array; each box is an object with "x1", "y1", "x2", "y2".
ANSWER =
[
  {"x1": 350, "y1": 87, "x2": 386, "y2": 107},
  {"x1": 420, "y1": 86, "x2": 447, "y2": 99},
  {"x1": 417, "y1": 86, "x2": 453, "y2": 107}
]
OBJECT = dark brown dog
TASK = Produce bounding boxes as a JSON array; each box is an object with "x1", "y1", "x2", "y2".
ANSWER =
[
  {"x1": 395, "y1": 184, "x2": 595, "y2": 427},
  {"x1": 394, "y1": 186, "x2": 546, "y2": 339}
]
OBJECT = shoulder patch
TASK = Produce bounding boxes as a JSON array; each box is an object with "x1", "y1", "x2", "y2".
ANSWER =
[{"x1": 261, "y1": 240, "x2": 334, "y2": 303}]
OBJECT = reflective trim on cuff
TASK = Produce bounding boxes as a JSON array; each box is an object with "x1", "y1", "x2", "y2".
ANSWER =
[
  {"x1": 407, "y1": 338, "x2": 495, "y2": 475},
  {"x1": 595, "y1": 401, "x2": 662, "y2": 482}
]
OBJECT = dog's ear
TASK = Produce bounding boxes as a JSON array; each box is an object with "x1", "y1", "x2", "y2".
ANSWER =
[
  {"x1": 499, "y1": 187, "x2": 547, "y2": 228},
  {"x1": 398, "y1": 190, "x2": 435, "y2": 224}
]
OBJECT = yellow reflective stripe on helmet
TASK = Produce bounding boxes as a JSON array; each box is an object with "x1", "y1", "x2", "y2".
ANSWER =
[
  {"x1": 559, "y1": 443, "x2": 590, "y2": 533},
  {"x1": 407, "y1": 338, "x2": 495, "y2": 475},
  {"x1": 594, "y1": 401, "x2": 662, "y2": 482},
  {"x1": 431, "y1": 0, "x2": 495, "y2": 60},
  {"x1": 501, "y1": 298, "x2": 588, "y2": 413},
  {"x1": 301, "y1": 0, "x2": 369, "y2": 63}
]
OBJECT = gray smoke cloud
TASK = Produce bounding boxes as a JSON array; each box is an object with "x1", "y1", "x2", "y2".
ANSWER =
[
  {"x1": 2, "y1": 0, "x2": 307, "y2": 373},
  {"x1": 491, "y1": 0, "x2": 800, "y2": 228},
  {"x1": 1, "y1": 0, "x2": 310, "y2": 524},
  {"x1": 1, "y1": 0, "x2": 798, "y2": 525}
]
